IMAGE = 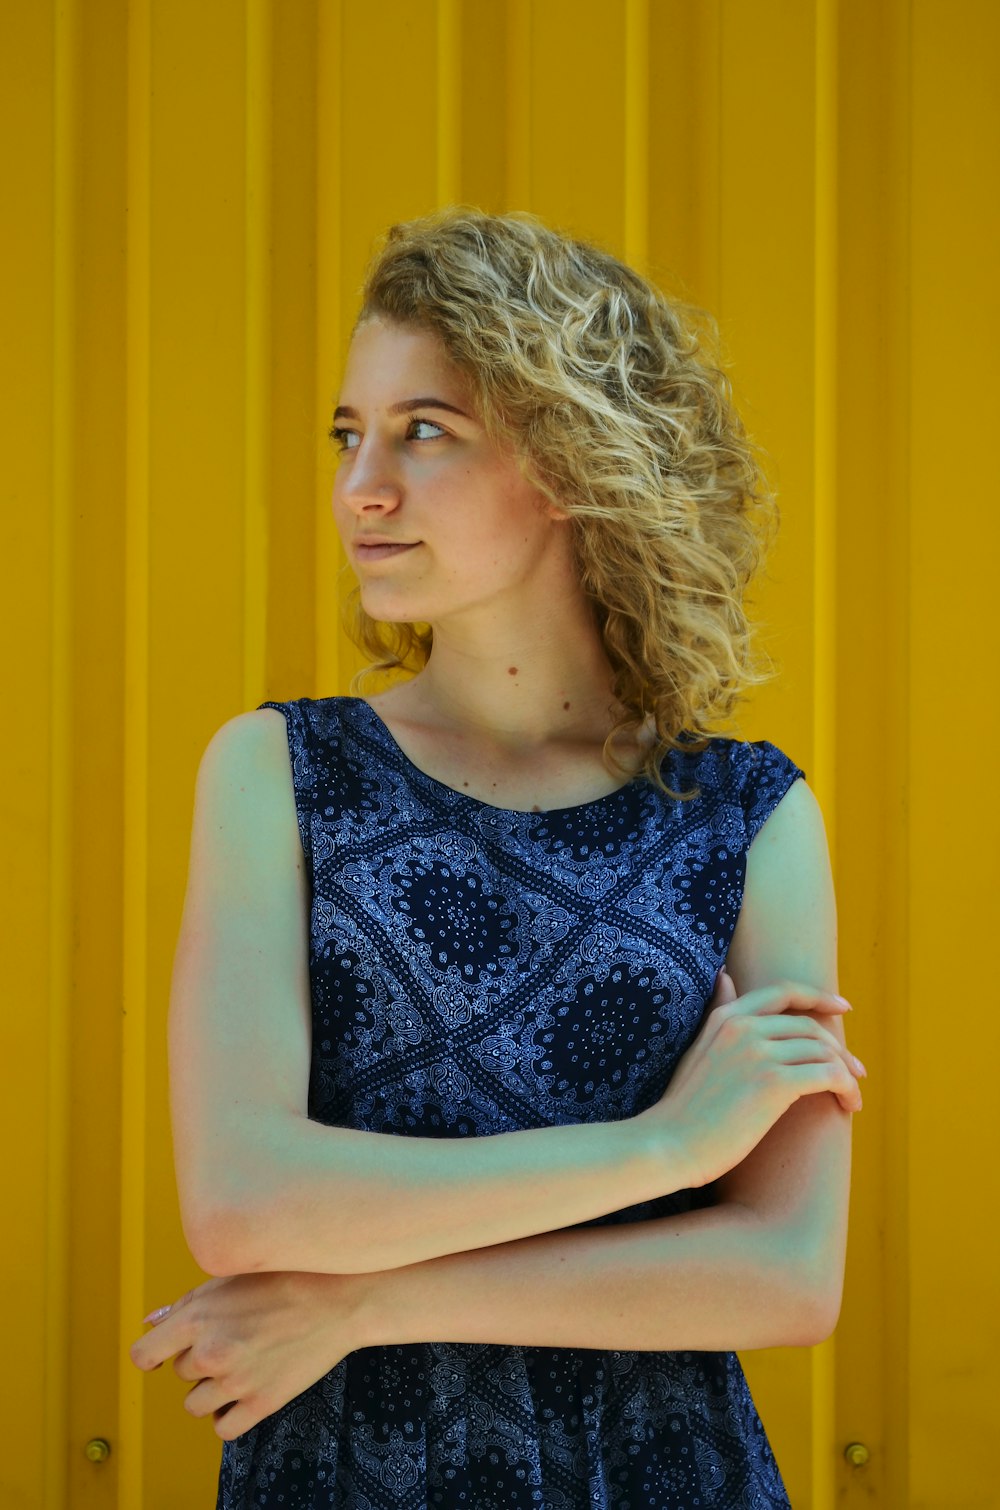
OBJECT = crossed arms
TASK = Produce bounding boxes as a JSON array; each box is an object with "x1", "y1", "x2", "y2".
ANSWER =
[{"x1": 169, "y1": 717, "x2": 852, "y2": 1354}]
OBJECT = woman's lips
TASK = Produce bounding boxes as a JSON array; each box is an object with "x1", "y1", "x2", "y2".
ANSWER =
[{"x1": 353, "y1": 542, "x2": 420, "y2": 561}]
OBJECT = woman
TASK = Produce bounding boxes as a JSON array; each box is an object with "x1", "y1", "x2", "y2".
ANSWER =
[{"x1": 131, "y1": 207, "x2": 864, "y2": 1508}]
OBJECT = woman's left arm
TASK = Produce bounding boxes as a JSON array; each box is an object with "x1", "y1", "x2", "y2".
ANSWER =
[
  {"x1": 710, "y1": 776, "x2": 856, "y2": 1326},
  {"x1": 351, "y1": 777, "x2": 856, "y2": 1357}
]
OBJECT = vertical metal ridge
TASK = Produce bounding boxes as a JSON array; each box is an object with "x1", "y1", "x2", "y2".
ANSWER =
[
  {"x1": 317, "y1": 0, "x2": 342, "y2": 694},
  {"x1": 246, "y1": 0, "x2": 273, "y2": 707},
  {"x1": 119, "y1": 0, "x2": 151, "y2": 1499},
  {"x1": 812, "y1": 0, "x2": 838, "y2": 809},
  {"x1": 505, "y1": 0, "x2": 531, "y2": 208},
  {"x1": 693, "y1": 0, "x2": 722, "y2": 310},
  {"x1": 884, "y1": 0, "x2": 912, "y2": 1501},
  {"x1": 707, "y1": 0, "x2": 723, "y2": 316},
  {"x1": 48, "y1": 0, "x2": 76, "y2": 1500},
  {"x1": 811, "y1": 0, "x2": 839, "y2": 1494},
  {"x1": 624, "y1": 0, "x2": 649, "y2": 274},
  {"x1": 436, "y1": 0, "x2": 461, "y2": 206}
]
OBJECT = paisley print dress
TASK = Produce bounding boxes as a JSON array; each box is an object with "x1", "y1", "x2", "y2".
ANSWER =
[{"x1": 215, "y1": 695, "x2": 804, "y2": 1509}]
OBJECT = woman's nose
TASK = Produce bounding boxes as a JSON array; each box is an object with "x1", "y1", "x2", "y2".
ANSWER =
[
  {"x1": 340, "y1": 479, "x2": 402, "y2": 516},
  {"x1": 338, "y1": 449, "x2": 403, "y2": 515}
]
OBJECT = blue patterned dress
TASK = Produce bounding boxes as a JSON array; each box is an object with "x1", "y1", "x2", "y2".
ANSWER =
[{"x1": 216, "y1": 694, "x2": 804, "y2": 1509}]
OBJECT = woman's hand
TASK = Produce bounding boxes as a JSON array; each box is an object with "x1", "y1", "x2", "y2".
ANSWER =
[
  {"x1": 128, "y1": 1269, "x2": 375, "y2": 1441},
  {"x1": 638, "y1": 967, "x2": 865, "y2": 1190}
]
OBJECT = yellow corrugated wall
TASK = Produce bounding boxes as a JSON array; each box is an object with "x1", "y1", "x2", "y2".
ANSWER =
[{"x1": 3, "y1": 2, "x2": 997, "y2": 1505}]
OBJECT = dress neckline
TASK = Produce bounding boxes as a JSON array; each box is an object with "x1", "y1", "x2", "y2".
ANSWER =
[{"x1": 346, "y1": 696, "x2": 643, "y2": 818}]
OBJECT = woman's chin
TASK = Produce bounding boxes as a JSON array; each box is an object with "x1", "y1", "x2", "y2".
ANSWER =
[{"x1": 357, "y1": 588, "x2": 424, "y2": 624}]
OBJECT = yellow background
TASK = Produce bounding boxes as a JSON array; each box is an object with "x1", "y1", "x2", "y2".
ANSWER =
[{"x1": 3, "y1": 1, "x2": 997, "y2": 1505}]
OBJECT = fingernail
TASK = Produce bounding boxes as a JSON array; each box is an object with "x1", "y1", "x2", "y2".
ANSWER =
[
  {"x1": 143, "y1": 1305, "x2": 170, "y2": 1324},
  {"x1": 833, "y1": 994, "x2": 852, "y2": 1008},
  {"x1": 850, "y1": 1054, "x2": 868, "y2": 1077}
]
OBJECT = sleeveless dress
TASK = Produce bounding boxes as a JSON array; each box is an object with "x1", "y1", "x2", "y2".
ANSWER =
[{"x1": 216, "y1": 694, "x2": 805, "y2": 1510}]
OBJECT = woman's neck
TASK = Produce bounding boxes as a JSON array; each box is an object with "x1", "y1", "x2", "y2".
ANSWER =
[{"x1": 396, "y1": 632, "x2": 623, "y2": 754}]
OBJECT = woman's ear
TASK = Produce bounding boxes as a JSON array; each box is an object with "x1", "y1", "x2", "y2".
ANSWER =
[{"x1": 545, "y1": 501, "x2": 572, "y2": 523}]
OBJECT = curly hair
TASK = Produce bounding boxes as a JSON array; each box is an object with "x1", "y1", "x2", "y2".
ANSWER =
[{"x1": 334, "y1": 205, "x2": 781, "y2": 802}]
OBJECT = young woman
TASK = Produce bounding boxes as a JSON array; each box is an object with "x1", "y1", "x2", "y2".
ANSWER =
[{"x1": 131, "y1": 207, "x2": 864, "y2": 1509}]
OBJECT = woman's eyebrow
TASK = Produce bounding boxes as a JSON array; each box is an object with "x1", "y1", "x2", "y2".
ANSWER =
[{"x1": 332, "y1": 397, "x2": 472, "y2": 422}]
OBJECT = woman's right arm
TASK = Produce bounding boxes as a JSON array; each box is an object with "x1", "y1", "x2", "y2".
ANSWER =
[
  {"x1": 170, "y1": 711, "x2": 682, "y2": 1279},
  {"x1": 172, "y1": 712, "x2": 685, "y2": 1280}
]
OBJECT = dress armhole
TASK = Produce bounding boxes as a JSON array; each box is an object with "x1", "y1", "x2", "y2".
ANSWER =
[
  {"x1": 256, "y1": 700, "x2": 316, "y2": 871},
  {"x1": 741, "y1": 740, "x2": 807, "y2": 847}
]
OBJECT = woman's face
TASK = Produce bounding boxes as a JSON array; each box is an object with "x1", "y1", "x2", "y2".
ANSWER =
[{"x1": 331, "y1": 317, "x2": 574, "y2": 630}]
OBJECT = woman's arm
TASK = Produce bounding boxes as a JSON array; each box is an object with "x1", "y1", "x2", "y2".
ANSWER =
[
  {"x1": 457, "y1": 780, "x2": 854, "y2": 1360},
  {"x1": 221, "y1": 1113, "x2": 684, "y2": 1278},
  {"x1": 141, "y1": 990, "x2": 851, "y2": 1437},
  {"x1": 128, "y1": 1189, "x2": 826, "y2": 1444},
  {"x1": 342, "y1": 779, "x2": 853, "y2": 1355},
  {"x1": 136, "y1": 769, "x2": 854, "y2": 1431},
  {"x1": 712, "y1": 778, "x2": 854, "y2": 1321},
  {"x1": 180, "y1": 719, "x2": 853, "y2": 1295},
  {"x1": 176, "y1": 712, "x2": 698, "y2": 1280},
  {"x1": 349, "y1": 1198, "x2": 827, "y2": 1355}
]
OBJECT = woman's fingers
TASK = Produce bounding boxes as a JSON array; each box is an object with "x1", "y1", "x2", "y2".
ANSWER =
[
  {"x1": 130, "y1": 1285, "x2": 206, "y2": 1375},
  {"x1": 130, "y1": 1292, "x2": 204, "y2": 1373},
  {"x1": 738, "y1": 981, "x2": 851, "y2": 1016},
  {"x1": 714, "y1": 978, "x2": 866, "y2": 1078},
  {"x1": 181, "y1": 1373, "x2": 239, "y2": 1419},
  {"x1": 765, "y1": 1031, "x2": 856, "y2": 1068},
  {"x1": 761, "y1": 1034, "x2": 864, "y2": 1110},
  {"x1": 172, "y1": 1345, "x2": 201, "y2": 1381},
  {"x1": 782, "y1": 1060, "x2": 863, "y2": 1113},
  {"x1": 711, "y1": 967, "x2": 739, "y2": 1001},
  {"x1": 758, "y1": 1014, "x2": 867, "y2": 1077},
  {"x1": 706, "y1": 975, "x2": 849, "y2": 1022}
]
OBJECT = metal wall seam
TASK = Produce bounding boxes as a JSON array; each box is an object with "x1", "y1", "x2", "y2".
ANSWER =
[
  {"x1": 624, "y1": 0, "x2": 650, "y2": 275},
  {"x1": 317, "y1": 0, "x2": 342, "y2": 699},
  {"x1": 49, "y1": 0, "x2": 77, "y2": 1502},
  {"x1": 506, "y1": 0, "x2": 532, "y2": 211},
  {"x1": 119, "y1": 0, "x2": 152, "y2": 1500},
  {"x1": 437, "y1": 0, "x2": 461, "y2": 209},
  {"x1": 810, "y1": 0, "x2": 839, "y2": 1504},
  {"x1": 246, "y1": 0, "x2": 273, "y2": 712},
  {"x1": 884, "y1": 0, "x2": 911, "y2": 1501}
]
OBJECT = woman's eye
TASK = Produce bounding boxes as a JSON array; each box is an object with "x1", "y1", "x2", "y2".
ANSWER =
[
  {"x1": 410, "y1": 418, "x2": 445, "y2": 441},
  {"x1": 328, "y1": 418, "x2": 445, "y2": 454}
]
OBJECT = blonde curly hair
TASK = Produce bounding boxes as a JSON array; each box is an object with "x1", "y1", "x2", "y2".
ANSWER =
[{"x1": 335, "y1": 205, "x2": 781, "y2": 802}]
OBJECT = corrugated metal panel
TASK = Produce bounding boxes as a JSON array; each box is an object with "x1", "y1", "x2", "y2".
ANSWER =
[
  {"x1": 908, "y1": 4, "x2": 998, "y2": 1504},
  {"x1": 2, "y1": 1, "x2": 996, "y2": 1504}
]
